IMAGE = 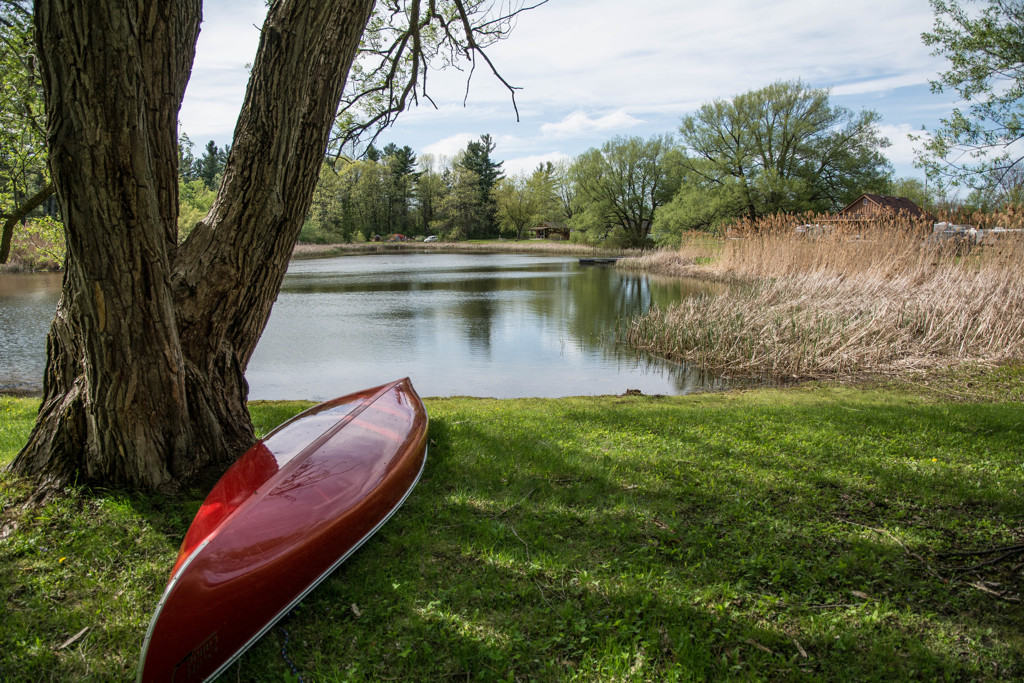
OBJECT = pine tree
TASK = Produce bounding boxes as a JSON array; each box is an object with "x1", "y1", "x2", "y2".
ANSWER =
[{"x1": 458, "y1": 134, "x2": 504, "y2": 236}]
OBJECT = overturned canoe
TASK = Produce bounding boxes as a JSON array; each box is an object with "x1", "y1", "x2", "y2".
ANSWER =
[{"x1": 137, "y1": 378, "x2": 428, "y2": 682}]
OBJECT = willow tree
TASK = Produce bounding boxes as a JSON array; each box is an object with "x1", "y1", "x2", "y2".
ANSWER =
[
  {"x1": 10, "y1": 0, "x2": 540, "y2": 493},
  {"x1": 569, "y1": 135, "x2": 682, "y2": 247}
]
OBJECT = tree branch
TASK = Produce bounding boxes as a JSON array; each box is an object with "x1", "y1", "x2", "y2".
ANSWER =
[
  {"x1": 0, "y1": 182, "x2": 55, "y2": 264},
  {"x1": 332, "y1": 0, "x2": 545, "y2": 154}
]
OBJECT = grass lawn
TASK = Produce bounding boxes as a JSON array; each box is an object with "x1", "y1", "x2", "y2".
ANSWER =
[{"x1": 1, "y1": 384, "x2": 1022, "y2": 680}]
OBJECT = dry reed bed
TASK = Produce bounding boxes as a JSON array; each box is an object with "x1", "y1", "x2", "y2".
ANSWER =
[{"x1": 625, "y1": 215, "x2": 1024, "y2": 379}]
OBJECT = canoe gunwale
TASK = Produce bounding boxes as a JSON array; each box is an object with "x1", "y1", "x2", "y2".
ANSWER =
[{"x1": 136, "y1": 537, "x2": 211, "y2": 681}]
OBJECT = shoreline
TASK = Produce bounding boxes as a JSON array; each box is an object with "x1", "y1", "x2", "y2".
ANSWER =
[{"x1": 289, "y1": 239, "x2": 637, "y2": 260}]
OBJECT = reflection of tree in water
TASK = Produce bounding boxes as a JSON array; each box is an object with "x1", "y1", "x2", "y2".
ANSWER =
[
  {"x1": 456, "y1": 294, "x2": 497, "y2": 356},
  {"x1": 560, "y1": 267, "x2": 719, "y2": 348},
  {"x1": 282, "y1": 256, "x2": 732, "y2": 392},
  {"x1": 547, "y1": 265, "x2": 729, "y2": 392},
  {"x1": 450, "y1": 265, "x2": 574, "y2": 358}
]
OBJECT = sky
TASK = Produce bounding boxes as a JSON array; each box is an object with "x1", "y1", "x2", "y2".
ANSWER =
[{"x1": 179, "y1": 0, "x2": 954, "y2": 180}]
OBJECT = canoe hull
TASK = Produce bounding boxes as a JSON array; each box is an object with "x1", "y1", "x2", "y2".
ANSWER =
[{"x1": 138, "y1": 378, "x2": 428, "y2": 682}]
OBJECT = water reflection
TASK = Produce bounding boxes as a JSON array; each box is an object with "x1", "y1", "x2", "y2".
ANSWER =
[
  {"x1": 247, "y1": 253, "x2": 724, "y2": 399},
  {"x1": 0, "y1": 255, "x2": 728, "y2": 399},
  {"x1": 0, "y1": 271, "x2": 62, "y2": 393}
]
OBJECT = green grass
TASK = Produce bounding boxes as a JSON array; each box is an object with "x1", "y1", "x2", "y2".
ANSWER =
[{"x1": 2, "y1": 386, "x2": 1023, "y2": 680}]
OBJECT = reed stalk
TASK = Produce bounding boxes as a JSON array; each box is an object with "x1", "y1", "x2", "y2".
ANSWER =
[{"x1": 624, "y1": 212, "x2": 1024, "y2": 379}]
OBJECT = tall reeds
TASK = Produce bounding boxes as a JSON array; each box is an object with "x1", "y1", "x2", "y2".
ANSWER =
[{"x1": 624, "y1": 212, "x2": 1024, "y2": 379}]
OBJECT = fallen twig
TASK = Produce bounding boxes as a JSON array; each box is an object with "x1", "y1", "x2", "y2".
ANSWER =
[
  {"x1": 57, "y1": 627, "x2": 89, "y2": 651},
  {"x1": 490, "y1": 488, "x2": 536, "y2": 520},
  {"x1": 968, "y1": 581, "x2": 1021, "y2": 604}
]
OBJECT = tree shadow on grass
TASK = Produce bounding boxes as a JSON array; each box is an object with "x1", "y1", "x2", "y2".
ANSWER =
[
  {"x1": 3, "y1": 395, "x2": 1020, "y2": 681},
  {"x1": 226, "y1": 404, "x2": 1023, "y2": 681}
]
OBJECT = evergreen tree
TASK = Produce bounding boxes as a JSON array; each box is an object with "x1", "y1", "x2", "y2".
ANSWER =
[
  {"x1": 458, "y1": 134, "x2": 504, "y2": 236},
  {"x1": 436, "y1": 165, "x2": 485, "y2": 240},
  {"x1": 177, "y1": 133, "x2": 198, "y2": 181},
  {"x1": 195, "y1": 140, "x2": 230, "y2": 191},
  {"x1": 381, "y1": 143, "x2": 418, "y2": 234}
]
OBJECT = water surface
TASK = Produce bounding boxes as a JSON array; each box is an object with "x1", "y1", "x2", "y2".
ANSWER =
[
  {"x1": 247, "y1": 253, "x2": 720, "y2": 399},
  {"x1": 0, "y1": 271, "x2": 62, "y2": 394},
  {"x1": 1, "y1": 253, "x2": 723, "y2": 399}
]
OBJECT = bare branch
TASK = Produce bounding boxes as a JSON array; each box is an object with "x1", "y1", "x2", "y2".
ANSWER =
[
  {"x1": 1, "y1": 182, "x2": 56, "y2": 264},
  {"x1": 331, "y1": 0, "x2": 544, "y2": 155}
]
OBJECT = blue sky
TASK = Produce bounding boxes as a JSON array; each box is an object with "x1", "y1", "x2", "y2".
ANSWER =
[{"x1": 180, "y1": 0, "x2": 953, "y2": 180}]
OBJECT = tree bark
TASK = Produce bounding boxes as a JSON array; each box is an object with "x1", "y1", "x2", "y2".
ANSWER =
[{"x1": 10, "y1": 0, "x2": 376, "y2": 492}]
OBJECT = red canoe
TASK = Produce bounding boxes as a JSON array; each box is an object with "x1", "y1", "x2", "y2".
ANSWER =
[{"x1": 137, "y1": 378, "x2": 428, "y2": 682}]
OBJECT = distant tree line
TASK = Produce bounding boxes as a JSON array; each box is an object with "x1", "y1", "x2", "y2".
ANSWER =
[
  {"x1": 302, "y1": 134, "x2": 517, "y2": 242},
  {"x1": 293, "y1": 76, "x2": 1024, "y2": 249},
  {"x1": 285, "y1": 81, "x2": 921, "y2": 248}
]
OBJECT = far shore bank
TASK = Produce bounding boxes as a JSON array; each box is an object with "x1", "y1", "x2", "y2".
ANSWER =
[{"x1": 290, "y1": 239, "x2": 637, "y2": 260}]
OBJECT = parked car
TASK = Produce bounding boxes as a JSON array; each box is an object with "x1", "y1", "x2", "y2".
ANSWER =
[{"x1": 424, "y1": 235, "x2": 438, "y2": 242}]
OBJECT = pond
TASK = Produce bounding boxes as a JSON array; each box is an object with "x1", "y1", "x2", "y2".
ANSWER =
[
  {"x1": 0, "y1": 271, "x2": 63, "y2": 395},
  {"x1": 0, "y1": 253, "x2": 726, "y2": 399}
]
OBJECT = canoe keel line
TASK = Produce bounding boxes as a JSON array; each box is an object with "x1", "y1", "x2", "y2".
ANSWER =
[{"x1": 137, "y1": 378, "x2": 429, "y2": 682}]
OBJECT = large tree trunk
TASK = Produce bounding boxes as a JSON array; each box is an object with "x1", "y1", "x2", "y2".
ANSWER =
[{"x1": 10, "y1": 0, "x2": 376, "y2": 492}]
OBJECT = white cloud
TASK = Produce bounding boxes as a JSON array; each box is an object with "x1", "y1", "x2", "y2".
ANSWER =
[
  {"x1": 180, "y1": 1, "x2": 266, "y2": 142},
  {"x1": 421, "y1": 133, "x2": 479, "y2": 159},
  {"x1": 540, "y1": 110, "x2": 644, "y2": 139},
  {"x1": 503, "y1": 152, "x2": 570, "y2": 176},
  {"x1": 486, "y1": 0, "x2": 941, "y2": 113},
  {"x1": 878, "y1": 124, "x2": 929, "y2": 167},
  {"x1": 184, "y1": 0, "x2": 950, "y2": 178},
  {"x1": 831, "y1": 73, "x2": 936, "y2": 98}
]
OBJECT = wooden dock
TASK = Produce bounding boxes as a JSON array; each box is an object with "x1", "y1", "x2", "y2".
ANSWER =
[{"x1": 578, "y1": 258, "x2": 618, "y2": 265}]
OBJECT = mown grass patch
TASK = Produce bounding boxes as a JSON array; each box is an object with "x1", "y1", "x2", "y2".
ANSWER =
[
  {"x1": 0, "y1": 396, "x2": 38, "y2": 461},
  {"x1": 1, "y1": 387, "x2": 1022, "y2": 680}
]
